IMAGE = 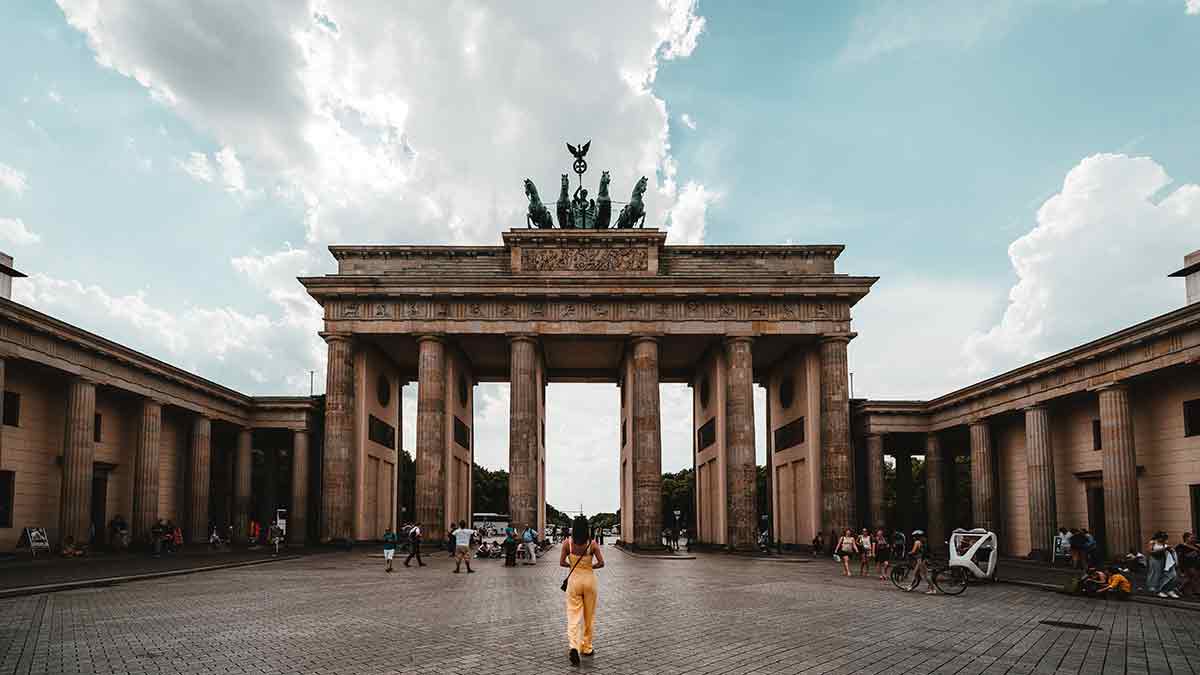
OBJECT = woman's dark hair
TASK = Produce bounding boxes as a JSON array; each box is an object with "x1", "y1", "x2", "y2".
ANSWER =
[{"x1": 571, "y1": 516, "x2": 590, "y2": 546}]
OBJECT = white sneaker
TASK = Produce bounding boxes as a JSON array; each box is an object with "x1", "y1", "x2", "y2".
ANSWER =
[
  {"x1": 1168, "y1": 591, "x2": 1181, "y2": 599},
  {"x1": 1157, "y1": 592, "x2": 1169, "y2": 598}
]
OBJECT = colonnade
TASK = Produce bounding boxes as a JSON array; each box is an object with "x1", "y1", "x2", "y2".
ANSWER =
[{"x1": 865, "y1": 382, "x2": 1142, "y2": 558}]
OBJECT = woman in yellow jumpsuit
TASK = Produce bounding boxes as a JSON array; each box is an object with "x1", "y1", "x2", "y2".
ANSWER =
[{"x1": 559, "y1": 515, "x2": 606, "y2": 665}]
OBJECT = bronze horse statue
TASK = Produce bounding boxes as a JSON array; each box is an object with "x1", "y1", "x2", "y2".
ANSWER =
[
  {"x1": 595, "y1": 171, "x2": 612, "y2": 229},
  {"x1": 524, "y1": 179, "x2": 554, "y2": 229},
  {"x1": 615, "y1": 176, "x2": 648, "y2": 228},
  {"x1": 556, "y1": 174, "x2": 572, "y2": 228}
]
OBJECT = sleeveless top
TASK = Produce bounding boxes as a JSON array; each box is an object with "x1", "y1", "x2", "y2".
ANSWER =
[{"x1": 567, "y1": 541, "x2": 596, "y2": 573}]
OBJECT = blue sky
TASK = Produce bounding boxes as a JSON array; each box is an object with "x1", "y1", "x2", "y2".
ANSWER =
[{"x1": 1, "y1": 1, "x2": 1198, "y2": 512}]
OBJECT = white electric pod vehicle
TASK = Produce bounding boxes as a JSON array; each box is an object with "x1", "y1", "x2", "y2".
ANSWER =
[{"x1": 948, "y1": 528, "x2": 998, "y2": 581}]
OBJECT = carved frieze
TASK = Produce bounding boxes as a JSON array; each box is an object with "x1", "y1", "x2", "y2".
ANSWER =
[
  {"x1": 523, "y1": 247, "x2": 649, "y2": 272},
  {"x1": 331, "y1": 297, "x2": 851, "y2": 324}
]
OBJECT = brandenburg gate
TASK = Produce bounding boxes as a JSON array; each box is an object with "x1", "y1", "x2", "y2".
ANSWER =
[{"x1": 299, "y1": 154, "x2": 876, "y2": 550}]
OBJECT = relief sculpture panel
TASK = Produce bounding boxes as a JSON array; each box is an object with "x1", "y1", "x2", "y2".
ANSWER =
[{"x1": 523, "y1": 247, "x2": 649, "y2": 272}]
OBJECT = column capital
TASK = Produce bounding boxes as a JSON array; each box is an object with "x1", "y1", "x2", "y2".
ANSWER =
[
  {"x1": 1092, "y1": 380, "x2": 1129, "y2": 394},
  {"x1": 968, "y1": 417, "x2": 990, "y2": 429},
  {"x1": 1023, "y1": 403, "x2": 1049, "y2": 413},
  {"x1": 507, "y1": 333, "x2": 539, "y2": 346},
  {"x1": 319, "y1": 332, "x2": 353, "y2": 344},
  {"x1": 416, "y1": 334, "x2": 446, "y2": 345},
  {"x1": 818, "y1": 332, "x2": 856, "y2": 345},
  {"x1": 630, "y1": 335, "x2": 662, "y2": 346},
  {"x1": 722, "y1": 335, "x2": 754, "y2": 347}
]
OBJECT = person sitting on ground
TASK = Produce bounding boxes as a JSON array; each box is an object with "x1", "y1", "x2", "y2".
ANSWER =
[
  {"x1": 61, "y1": 536, "x2": 86, "y2": 557},
  {"x1": 1081, "y1": 567, "x2": 1107, "y2": 596},
  {"x1": 1096, "y1": 566, "x2": 1131, "y2": 600}
]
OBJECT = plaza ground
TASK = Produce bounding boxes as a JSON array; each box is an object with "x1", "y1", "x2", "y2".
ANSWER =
[{"x1": 2, "y1": 547, "x2": 1199, "y2": 675}]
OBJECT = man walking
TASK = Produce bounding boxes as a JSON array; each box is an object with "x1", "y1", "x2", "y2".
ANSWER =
[
  {"x1": 522, "y1": 524, "x2": 538, "y2": 565},
  {"x1": 451, "y1": 520, "x2": 476, "y2": 574},
  {"x1": 404, "y1": 522, "x2": 426, "y2": 568},
  {"x1": 382, "y1": 526, "x2": 397, "y2": 573}
]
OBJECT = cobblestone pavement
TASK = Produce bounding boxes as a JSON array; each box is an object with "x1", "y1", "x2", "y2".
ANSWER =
[{"x1": 2, "y1": 545, "x2": 1198, "y2": 675}]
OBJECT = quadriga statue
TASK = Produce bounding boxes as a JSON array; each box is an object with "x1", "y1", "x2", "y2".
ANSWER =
[
  {"x1": 524, "y1": 179, "x2": 554, "y2": 229},
  {"x1": 556, "y1": 174, "x2": 572, "y2": 229},
  {"x1": 595, "y1": 171, "x2": 612, "y2": 229},
  {"x1": 615, "y1": 176, "x2": 648, "y2": 228}
]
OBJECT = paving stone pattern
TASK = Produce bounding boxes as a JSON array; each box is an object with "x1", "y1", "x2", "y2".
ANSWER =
[{"x1": 1, "y1": 548, "x2": 1198, "y2": 674}]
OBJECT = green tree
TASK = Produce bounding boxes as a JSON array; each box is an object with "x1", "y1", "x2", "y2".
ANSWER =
[
  {"x1": 661, "y1": 468, "x2": 694, "y2": 531},
  {"x1": 472, "y1": 463, "x2": 509, "y2": 514}
]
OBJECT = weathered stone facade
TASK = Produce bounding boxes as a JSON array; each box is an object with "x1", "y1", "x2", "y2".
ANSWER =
[
  {"x1": 0, "y1": 298, "x2": 318, "y2": 551},
  {"x1": 301, "y1": 228, "x2": 876, "y2": 549}
]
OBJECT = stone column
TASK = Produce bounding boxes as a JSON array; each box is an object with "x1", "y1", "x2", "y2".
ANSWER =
[
  {"x1": 188, "y1": 416, "x2": 211, "y2": 543},
  {"x1": 895, "y1": 452, "x2": 912, "y2": 534},
  {"x1": 508, "y1": 336, "x2": 538, "y2": 539},
  {"x1": 1024, "y1": 405, "x2": 1057, "y2": 560},
  {"x1": 262, "y1": 446, "x2": 278, "y2": 526},
  {"x1": 1099, "y1": 384, "x2": 1141, "y2": 556},
  {"x1": 866, "y1": 433, "x2": 885, "y2": 529},
  {"x1": 290, "y1": 430, "x2": 309, "y2": 546},
  {"x1": 416, "y1": 335, "x2": 447, "y2": 544},
  {"x1": 59, "y1": 378, "x2": 96, "y2": 547},
  {"x1": 724, "y1": 337, "x2": 757, "y2": 550},
  {"x1": 819, "y1": 336, "x2": 855, "y2": 532},
  {"x1": 131, "y1": 399, "x2": 162, "y2": 542},
  {"x1": 969, "y1": 420, "x2": 995, "y2": 531},
  {"x1": 0, "y1": 358, "x2": 6, "y2": 467},
  {"x1": 924, "y1": 432, "x2": 946, "y2": 550},
  {"x1": 321, "y1": 334, "x2": 355, "y2": 542},
  {"x1": 630, "y1": 337, "x2": 664, "y2": 549},
  {"x1": 234, "y1": 428, "x2": 252, "y2": 543}
]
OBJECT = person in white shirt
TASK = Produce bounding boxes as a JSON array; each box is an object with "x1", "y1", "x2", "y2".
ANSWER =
[{"x1": 452, "y1": 520, "x2": 476, "y2": 574}]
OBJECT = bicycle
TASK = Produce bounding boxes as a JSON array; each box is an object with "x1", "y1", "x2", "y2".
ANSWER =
[{"x1": 889, "y1": 558, "x2": 968, "y2": 596}]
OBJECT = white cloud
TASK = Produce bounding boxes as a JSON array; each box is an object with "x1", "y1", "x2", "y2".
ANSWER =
[
  {"x1": 57, "y1": 0, "x2": 711, "y2": 247},
  {"x1": 680, "y1": 113, "x2": 696, "y2": 130},
  {"x1": 665, "y1": 181, "x2": 718, "y2": 244},
  {"x1": 48, "y1": 89, "x2": 63, "y2": 103},
  {"x1": 0, "y1": 218, "x2": 41, "y2": 246},
  {"x1": 0, "y1": 163, "x2": 28, "y2": 195},
  {"x1": 175, "y1": 152, "x2": 213, "y2": 182},
  {"x1": 963, "y1": 154, "x2": 1200, "y2": 378},
  {"x1": 215, "y1": 146, "x2": 248, "y2": 195},
  {"x1": 1188, "y1": 0, "x2": 1200, "y2": 15}
]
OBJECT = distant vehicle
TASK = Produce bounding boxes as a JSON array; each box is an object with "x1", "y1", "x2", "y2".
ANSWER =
[
  {"x1": 472, "y1": 513, "x2": 510, "y2": 534},
  {"x1": 602, "y1": 529, "x2": 612, "y2": 537}
]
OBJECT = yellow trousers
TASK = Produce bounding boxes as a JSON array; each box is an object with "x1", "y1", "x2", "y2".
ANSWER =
[{"x1": 565, "y1": 572, "x2": 597, "y2": 653}]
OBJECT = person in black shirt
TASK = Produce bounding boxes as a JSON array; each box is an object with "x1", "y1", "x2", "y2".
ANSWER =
[{"x1": 404, "y1": 523, "x2": 426, "y2": 567}]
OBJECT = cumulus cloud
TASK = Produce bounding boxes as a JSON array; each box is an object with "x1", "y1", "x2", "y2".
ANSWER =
[
  {"x1": 13, "y1": 248, "x2": 326, "y2": 394},
  {"x1": 665, "y1": 181, "x2": 719, "y2": 244},
  {"x1": 963, "y1": 154, "x2": 1200, "y2": 378},
  {"x1": 1188, "y1": 0, "x2": 1200, "y2": 15},
  {"x1": 0, "y1": 163, "x2": 28, "y2": 195},
  {"x1": 0, "y1": 218, "x2": 41, "y2": 245},
  {"x1": 57, "y1": 0, "x2": 712, "y2": 246},
  {"x1": 679, "y1": 113, "x2": 697, "y2": 130},
  {"x1": 215, "y1": 146, "x2": 248, "y2": 194}
]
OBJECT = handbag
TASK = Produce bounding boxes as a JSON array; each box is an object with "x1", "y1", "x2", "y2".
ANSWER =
[{"x1": 560, "y1": 542, "x2": 587, "y2": 592}]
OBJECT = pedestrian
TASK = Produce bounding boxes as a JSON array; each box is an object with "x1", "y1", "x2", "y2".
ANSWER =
[
  {"x1": 522, "y1": 524, "x2": 539, "y2": 564},
  {"x1": 1176, "y1": 532, "x2": 1200, "y2": 597},
  {"x1": 382, "y1": 526, "x2": 397, "y2": 573},
  {"x1": 909, "y1": 530, "x2": 936, "y2": 595},
  {"x1": 447, "y1": 525, "x2": 455, "y2": 558},
  {"x1": 1147, "y1": 531, "x2": 1181, "y2": 598},
  {"x1": 404, "y1": 522, "x2": 426, "y2": 567},
  {"x1": 561, "y1": 515, "x2": 605, "y2": 666},
  {"x1": 1068, "y1": 528, "x2": 1087, "y2": 569},
  {"x1": 835, "y1": 528, "x2": 857, "y2": 576},
  {"x1": 503, "y1": 527, "x2": 518, "y2": 567},
  {"x1": 811, "y1": 531, "x2": 824, "y2": 557},
  {"x1": 169, "y1": 521, "x2": 183, "y2": 553},
  {"x1": 874, "y1": 528, "x2": 891, "y2": 581},
  {"x1": 1082, "y1": 529, "x2": 1099, "y2": 567},
  {"x1": 857, "y1": 528, "x2": 873, "y2": 576},
  {"x1": 151, "y1": 518, "x2": 167, "y2": 557},
  {"x1": 451, "y1": 520, "x2": 475, "y2": 574}
]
